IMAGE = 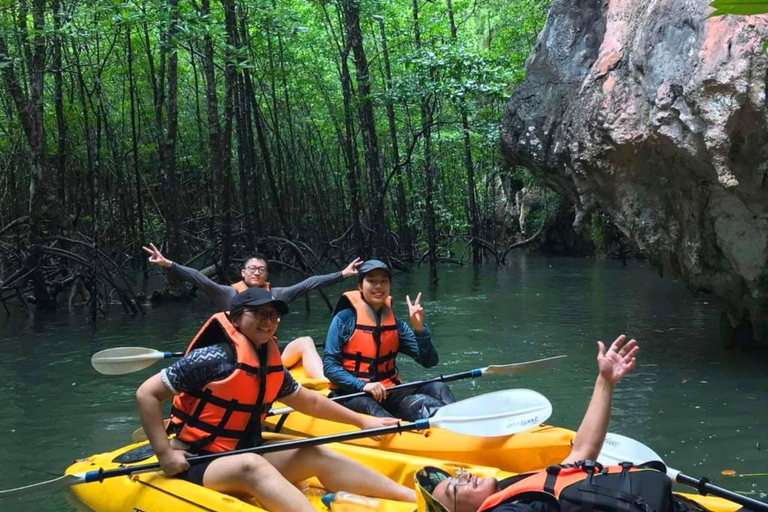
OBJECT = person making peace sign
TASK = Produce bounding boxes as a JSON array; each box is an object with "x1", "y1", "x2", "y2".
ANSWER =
[{"x1": 323, "y1": 260, "x2": 455, "y2": 420}]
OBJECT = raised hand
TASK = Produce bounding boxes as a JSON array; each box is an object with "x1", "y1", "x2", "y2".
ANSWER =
[
  {"x1": 341, "y1": 257, "x2": 363, "y2": 279},
  {"x1": 596, "y1": 334, "x2": 639, "y2": 387},
  {"x1": 142, "y1": 242, "x2": 172, "y2": 268},
  {"x1": 406, "y1": 293, "x2": 424, "y2": 333}
]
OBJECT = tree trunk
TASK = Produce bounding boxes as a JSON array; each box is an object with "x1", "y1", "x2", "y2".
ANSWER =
[
  {"x1": 52, "y1": 0, "x2": 66, "y2": 212},
  {"x1": 340, "y1": 0, "x2": 386, "y2": 257},
  {"x1": 413, "y1": 0, "x2": 438, "y2": 283},
  {"x1": 126, "y1": 22, "x2": 147, "y2": 276},
  {"x1": 264, "y1": 25, "x2": 292, "y2": 237},
  {"x1": 0, "y1": 0, "x2": 55, "y2": 307},
  {"x1": 164, "y1": 0, "x2": 181, "y2": 256},
  {"x1": 232, "y1": 4, "x2": 255, "y2": 247},
  {"x1": 339, "y1": 41, "x2": 365, "y2": 257},
  {"x1": 376, "y1": 16, "x2": 411, "y2": 260},
  {"x1": 445, "y1": 0, "x2": 481, "y2": 263},
  {"x1": 217, "y1": 0, "x2": 237, "y2": 270}
]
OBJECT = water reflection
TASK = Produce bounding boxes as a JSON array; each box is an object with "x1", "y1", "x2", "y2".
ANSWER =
[{"x1": 0, "y1": 254, "x2": 766, "y2": 511}]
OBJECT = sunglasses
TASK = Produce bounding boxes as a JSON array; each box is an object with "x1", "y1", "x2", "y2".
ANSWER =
[{"x1": 449, "y1": 469, "x2": 471, "y2": 512}]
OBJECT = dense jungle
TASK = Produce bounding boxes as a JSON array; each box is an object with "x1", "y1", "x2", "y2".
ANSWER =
[{"x1": 0, "y1": 0, "x2": 575, "y2": 317}]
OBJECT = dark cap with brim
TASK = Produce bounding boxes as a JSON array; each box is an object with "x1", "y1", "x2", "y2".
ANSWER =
[
  {"x1": 230, "y1": 287, "x2": 289, "y2": 316},
  {"x1": 415, "y1": 467, "x2": 453, "y2": 512},
  {"x1": 357, "y1": 259, "x2": 392, "y2": 282}
]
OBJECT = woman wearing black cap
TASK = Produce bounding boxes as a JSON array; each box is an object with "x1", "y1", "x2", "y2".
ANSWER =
[
  {"x1": 136, "y1": 287, "x2": 415, "y2": 512},
  {"x1": 323, "y1": 260, "x2": 455, "y2": 420}
]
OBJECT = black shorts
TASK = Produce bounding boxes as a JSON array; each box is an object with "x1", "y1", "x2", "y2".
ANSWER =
[{"x1": 176, "y1": 458, "x2": 215, "y2": 486}]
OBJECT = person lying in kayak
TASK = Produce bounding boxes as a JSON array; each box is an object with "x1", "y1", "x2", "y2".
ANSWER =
[
  {"x1": 136, "y1": 287, "x2": 415, "y2": 512},
  {"x1": 416, "y1": 335, "x2": 641, "y2": 512},
  {"x1": 143, "y1": 242, "x2": 362, "y2": 379},
  {"x1": 323, "y1": 259, "x2": 455, "y2": 420}
]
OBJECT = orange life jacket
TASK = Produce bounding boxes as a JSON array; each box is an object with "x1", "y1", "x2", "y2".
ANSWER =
[
  {"x1": 168, "y1": 312, "x2": 284, "y2": 453},
  {"x1": 479, "y1": 461, "x2": 671, "y2": 512},
  {"x1": 330, "y1": 290, "x2": 401, "y2": 389},
  {"x1": 231, "y1": 281, "x2": 271, "y2": 293}
]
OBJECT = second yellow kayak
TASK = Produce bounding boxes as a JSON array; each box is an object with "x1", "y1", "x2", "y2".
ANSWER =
[{"x1": 266, "y1": 364, "x2": 576, "y2": 473}]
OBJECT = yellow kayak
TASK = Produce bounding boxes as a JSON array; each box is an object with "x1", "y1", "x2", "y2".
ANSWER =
[
  {"x1": 266, "y1": 365, "x2": 576, "y2": 473},
  {"x1": 66, "y1": 433, "x2": 739, "y2": 512}
]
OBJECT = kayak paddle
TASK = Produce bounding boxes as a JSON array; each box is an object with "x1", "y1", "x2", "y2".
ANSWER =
[
  {"x1": 0, "y1": 388, "x2": 552, "y2": 498},
  {"x1": 91, "y1": 340, "x2": 328, "y2": 376},
  {"x1": 92, "y1": 345, "x2": 566, "y2": 382},
  {"x1": 268, "y1": 354, "x2": 567, "y2": 416},
  {"x1": 598, "y1": 432, "x2": 768, "y2": 512},
  {"x1": 91, "y1": 347, "x2": 184, "y2": 375}
]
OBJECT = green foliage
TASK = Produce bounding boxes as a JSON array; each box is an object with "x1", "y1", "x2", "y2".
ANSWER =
[
  {"x1": 587, "y1": 211, "x2": 612, "y2": 256},
  {"x1": 708, "y1": 0, "x2": 768, "y2": 51},
  {"x1": 0, "y1": 0, "x2": 554, "y2": 257},
  {"x1": 709, "y1": 0, "x2": 768, "y2": 16}
]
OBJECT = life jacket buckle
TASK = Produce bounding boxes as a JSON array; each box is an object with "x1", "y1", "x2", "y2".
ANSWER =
[{"x1": 579, "y1": 460, "x2": 603, "y2": 475}]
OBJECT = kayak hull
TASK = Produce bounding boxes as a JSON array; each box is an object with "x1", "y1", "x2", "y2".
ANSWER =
[
  {"x1": 271, "y1": 365, "x2": 576, "y2": 473},
  {"x1": 264, "y1": 411, "x2": 576, "y2": 473},
  {"x1": 66, "y1": 433, "x2": 740, "y2": 512}
]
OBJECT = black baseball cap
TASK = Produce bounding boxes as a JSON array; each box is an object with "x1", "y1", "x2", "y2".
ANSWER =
[
  {"x1": 230, "y1": 287, "x2": 289, "y2": 316},
  {"x1": 357, "y1": 259, "x2": 392, "y2": 282}
]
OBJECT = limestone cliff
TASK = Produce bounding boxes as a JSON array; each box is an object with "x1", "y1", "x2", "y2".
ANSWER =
[{"x1": 501, "y1": 0, "x2": 768, "y2": 345}]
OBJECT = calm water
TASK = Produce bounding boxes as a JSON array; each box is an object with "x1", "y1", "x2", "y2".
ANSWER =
[{"x1": 1, "y1": 255, "x2": 766, "y2": 511}]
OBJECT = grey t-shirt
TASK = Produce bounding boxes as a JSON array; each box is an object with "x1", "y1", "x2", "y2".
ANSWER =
[{"x1": 167, "y1": 262, "x2": 344, "y2": 310}]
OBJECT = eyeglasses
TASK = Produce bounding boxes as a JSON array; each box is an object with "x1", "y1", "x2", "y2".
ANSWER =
[
  {"x1": 244, "y1": 265, "x2": 268, "y2": 274},
  {"x1": 449, "y1": 469, "x2": 471, "y2": 512},
  {"x1": 244, "y1": 310, "x2": 281, "y2": 323}
]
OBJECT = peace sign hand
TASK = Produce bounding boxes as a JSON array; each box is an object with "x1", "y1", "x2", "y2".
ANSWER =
[
  {"x1": 406, "y1": 293, "x2": 424, "y2": 333},
  {"x1": 142, "y1": 242, "x2": 172, "y2": 268}
]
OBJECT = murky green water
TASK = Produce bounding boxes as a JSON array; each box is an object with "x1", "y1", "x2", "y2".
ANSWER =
[{"x1": 1, "y1": 255, "x2": 766, "y2": 511}]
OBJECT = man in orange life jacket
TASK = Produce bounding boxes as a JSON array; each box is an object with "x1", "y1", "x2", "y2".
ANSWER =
[
  {"x1": 416, "y1": 335, "x2": 642, "y2": 512},
  {"x1": 136, "y1": 287, "x2": 415, "y2": 512},
  {"x1": 143, "y1": 242, "x2": 362, "y2": 379},
  {"x1": 323, "y1": 260, "x2": 455, "y2": 420}
]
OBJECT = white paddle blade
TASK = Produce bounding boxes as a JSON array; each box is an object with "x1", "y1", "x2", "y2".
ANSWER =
[
  {"x1": 132, "y1": 418, "x2": 170, "y2": 443},
  {"x1": 91, "y1": 347, "x2": 165, "y2": 375},
  {"x1": 131, "y1": 427, "x2": 148, "y2": 444},
  {"x1": 482, "y1": 355, "x2": 568, "y2": 377},
  {"x1": 598, "y1": 432, "x2": 664, "y2": 466},
  {"x1": 432, "y1": 389, "x2": 552, "y2": 437}
]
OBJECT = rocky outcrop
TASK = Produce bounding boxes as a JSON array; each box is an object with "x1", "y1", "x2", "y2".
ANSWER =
[{"x1": 501, "y1": 0, "x2": 768, "y2": 346}]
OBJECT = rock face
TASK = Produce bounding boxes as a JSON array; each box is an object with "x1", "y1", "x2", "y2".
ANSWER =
[{"x1": 501, "y1": 0, "x2": 768, "y2": 346}]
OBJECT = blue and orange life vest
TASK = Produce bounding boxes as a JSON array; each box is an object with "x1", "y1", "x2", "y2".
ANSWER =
[
  {"x1": 168, "y1": 312, "x2": 284, "y2": 453},
  {"x1": 331, "y1": 291, "x2": 401, "y2": 389},
  {"x1": 479, "y1": 461, "x2": 671, "y2": 512}
]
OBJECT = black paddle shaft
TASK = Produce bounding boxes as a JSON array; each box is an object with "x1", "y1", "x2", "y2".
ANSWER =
[
  {"x1": 268, "y1": 369, "x2": 479, "y2": 417},
  {"x1": 87, "y1": 420, "x2": 428, "y2": 483},
  {"x1": 676, "y1": 473, "x2": 768, "y2": 512}
]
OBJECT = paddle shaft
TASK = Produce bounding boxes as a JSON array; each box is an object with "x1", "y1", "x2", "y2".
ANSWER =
[
  {"x1": 674, "y1": 471, "x2": 768, "y2": 512},
  {"x1": 81, "y1": 420, "x2": 429, "y2": 483},
  {"x1": 268, "y1": 369, "x2": 479, "y2": 416}
]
